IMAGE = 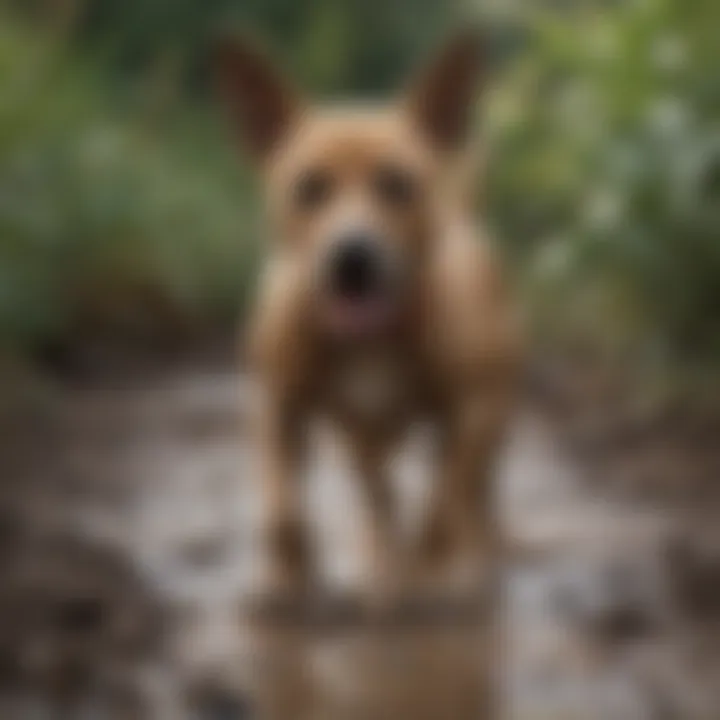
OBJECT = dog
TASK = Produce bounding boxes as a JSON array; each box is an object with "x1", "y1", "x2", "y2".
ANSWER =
[{"x1": 216, "y1": 31, "x2": 522, "y2": 603}]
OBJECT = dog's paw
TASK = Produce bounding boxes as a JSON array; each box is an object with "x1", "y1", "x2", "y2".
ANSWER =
[
  {"x1": 246, "y1": 569, "x2": 314, "y2": 626},
  {"x1": 357, "y1": 539, "x2": 409, "y2": 616},
  {"x1": 246, "y1": 548, "x2": 319, "y2": 623},
  {"x1": 436, "y1": 550, "x2": 490, "y2": 598},
  {"x1": 366, "y1": 531, "x2": 410, "y2": 595},
  {"x1": 409, "y1": 544, "x2": 494, "y2": 610},
  {"x1": 363, "y1": 565, "x2": 405, "y2": 616}
]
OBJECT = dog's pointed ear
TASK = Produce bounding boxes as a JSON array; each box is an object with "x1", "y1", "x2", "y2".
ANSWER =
[
  {"x1": 215, "y1": 38, "x2": 301, "y2": 161},
  {"x1": 404, "y1": 30, "x2": 483, "y2": 151}
]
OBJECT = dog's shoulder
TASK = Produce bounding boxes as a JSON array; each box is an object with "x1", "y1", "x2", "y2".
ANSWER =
[
  {"x1": 247, "y1": 252, "x2": 314, "y2": 389},
  {"x1": 424, "y1": 219, "x2": 523, "y2": 384}
]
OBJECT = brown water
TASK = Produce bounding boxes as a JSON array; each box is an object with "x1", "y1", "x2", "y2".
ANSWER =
[{"x1": 1, "y1": 363, "x2": 717, "y2": 718}]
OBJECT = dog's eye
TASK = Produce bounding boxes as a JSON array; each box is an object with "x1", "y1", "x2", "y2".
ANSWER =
[
  {"x1": 294, "y1": 169, "x2": 333, "y2": 210},
  {"x1": 374, "y1": 165, "x2": 416, "y2": 206}
]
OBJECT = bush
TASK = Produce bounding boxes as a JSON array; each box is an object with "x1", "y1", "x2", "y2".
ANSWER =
[
  {"x1": 488, "y1": 0, "x2": 720, "y2": 378},
  {"x1": 0, "y1": 16, "x2": 256, "y2": 354}
]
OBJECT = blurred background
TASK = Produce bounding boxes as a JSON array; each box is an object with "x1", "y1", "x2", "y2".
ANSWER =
[
  {"x1": 0, "y1": 0, "x2": 719, "y2": 718},
  {"x1": 1, "y1": 0, "x2": 719, "y2": 396}
]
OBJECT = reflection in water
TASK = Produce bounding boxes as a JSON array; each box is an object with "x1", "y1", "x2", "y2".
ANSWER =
[
  {"x1": 243, "y1": 595, "x2": 495, "y2": 720},
  {"x1": 6, "y1": 373, "x2": 716, "y2": 718}
]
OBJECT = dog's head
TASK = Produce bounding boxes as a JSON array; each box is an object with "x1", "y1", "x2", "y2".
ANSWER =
[{"x1": 217, "y1": 33, "x2": 482, "y2": 337}]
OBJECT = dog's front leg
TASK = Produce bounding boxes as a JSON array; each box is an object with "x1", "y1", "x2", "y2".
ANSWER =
[
  {"x1": 349, "y1": 441, "x2": 402, "y2": 605},
  {"x1": 417, "y1": 392, "x2": 509, "y2": 592},
  {"x1": 255, "y1": 390, "x2": 312, "y2": 596}
]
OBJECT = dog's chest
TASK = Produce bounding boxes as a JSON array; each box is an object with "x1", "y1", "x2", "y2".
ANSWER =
[{"x1": 330, "y1": 353, "x2": 409, "y2": 420}]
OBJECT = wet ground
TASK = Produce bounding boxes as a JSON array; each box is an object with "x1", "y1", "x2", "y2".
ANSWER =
[{"x1": 1, "y1": 360, "x2": 718, "y2": 718}]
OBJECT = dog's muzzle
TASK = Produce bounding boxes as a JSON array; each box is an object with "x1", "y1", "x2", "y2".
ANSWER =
[
  {"x1": 327, "y1": 232, "x2": 385, "y2": 300},
  {"x1": 320, "y1": 231, "x2": 400, "y2": 336}
]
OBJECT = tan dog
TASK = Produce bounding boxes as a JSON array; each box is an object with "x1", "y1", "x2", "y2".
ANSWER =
[{"x1": 217, "y1": 32, "x2": 521, "y2": 602}]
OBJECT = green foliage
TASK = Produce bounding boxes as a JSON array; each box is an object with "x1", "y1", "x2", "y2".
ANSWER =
[
  {"x1": 0, "y1": 16, "x2": 255, "y2": 352},
  {"x1": 2, "y1": 0, "x2": 719, "y2": 389},
  {"x1": 488, "y1": 0, "x2": 720, "y2": 372},
  {"x1": 74, "y1": 0, "x2": 457, "y2": 95},
  {"x1": 0, "y1": 0, "x2": 460, "y2": 357}
]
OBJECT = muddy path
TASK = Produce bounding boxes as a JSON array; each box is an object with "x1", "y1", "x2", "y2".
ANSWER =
[{"x1": 1, "y1": 360, "x2": 717, "y2": 718}]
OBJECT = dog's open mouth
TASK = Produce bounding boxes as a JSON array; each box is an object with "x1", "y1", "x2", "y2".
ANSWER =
[
  {"x1": 319, "y1": 234, "x2": 403, "y2": 336},
  {"x1": 323, "y1": 294, "x2": 398, "y2": 336}
]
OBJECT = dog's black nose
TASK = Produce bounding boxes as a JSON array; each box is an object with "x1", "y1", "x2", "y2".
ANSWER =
[{"x1": 329, "y1": 234, "x2": 382, "y2": 299}]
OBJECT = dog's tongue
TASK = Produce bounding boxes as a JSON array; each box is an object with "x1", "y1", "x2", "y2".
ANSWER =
[{"x1": 325, "y1": 297, "x2": 395, "y2": 336}]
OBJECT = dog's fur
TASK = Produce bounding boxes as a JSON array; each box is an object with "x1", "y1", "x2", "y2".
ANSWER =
[{"x1": 217, "y1": 32, "x2": 522, "y2": 598}]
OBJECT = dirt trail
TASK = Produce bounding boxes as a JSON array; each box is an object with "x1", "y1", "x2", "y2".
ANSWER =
[{"x1": 1, "y1": 362, "x2": 717, "y2": 718}]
